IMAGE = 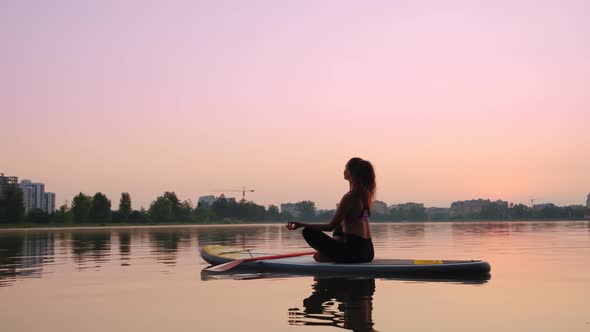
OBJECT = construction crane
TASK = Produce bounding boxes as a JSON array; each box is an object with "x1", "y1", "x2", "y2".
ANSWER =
[{"x1": 212, "y1": 186, "x2": 255, "y2": 201}]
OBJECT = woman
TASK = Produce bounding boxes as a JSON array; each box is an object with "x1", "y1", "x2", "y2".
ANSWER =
[{"x1": 286, "y1": 157, "x2": 375, "y2": 263}]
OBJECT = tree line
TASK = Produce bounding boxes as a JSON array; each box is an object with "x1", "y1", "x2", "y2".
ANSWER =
[
  {"x1": 0, "y1": 188, "x2": 586, "y2": 225},
  {"x1": 0, "y1": 189, "x2": 316, "y2": 224},
  {"x1": 370, "y1": 202, "x2": 587, "y2": 221}
]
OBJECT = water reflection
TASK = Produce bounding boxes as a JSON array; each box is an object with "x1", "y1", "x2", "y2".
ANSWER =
[
  {"x1": 450, "y1": 221, "x2": 566, "y2": 237},
  {"x1": 118, "y1": 231, "x2": 131, "y2": 266},
  {"x1": 389, "y1": 223, "x2": 425, "y2": 238},
  {"x1": 0, "y1": 232, "x2": 54, "y2": 287},
  {"x1": 195, "y1": 226, "x2": 277, "y2": 248},
  {"x1": 452, "y1": 222, "x2": 511, "y2": 237},
  {"x1": 118, "y1": 232, "x2": 131, "y2": 256},
  {"x1": 150, "y1": 231, "x2": 183, "y2": 252},
  {"x1": 0, "y1": 221, "x2": 587, "y2": 289},
  {"x1": 71, "y1": 231, "x2": 111, "y2": 266},
  {"x1": 0, "y1": 222, "x2": 588, "y2": 332},
  {"x1": 289, "y1": 278, "x2": 376, "y2": 332},
  {"x1": 200, "y1": 269, "x2": 490, "y2": 284},
  {"x1": 150, "y1": 231, "x2": 191, "y2": 266}
]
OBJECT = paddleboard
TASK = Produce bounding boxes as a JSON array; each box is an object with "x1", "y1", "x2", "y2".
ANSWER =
[{"x1": 200, "y1": 245, "x2": 491, "y2": 278}]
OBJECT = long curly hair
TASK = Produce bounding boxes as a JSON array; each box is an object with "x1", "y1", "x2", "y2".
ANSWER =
[{"x1": 346, "y1": 157, "x2": 376, "y2": 210}]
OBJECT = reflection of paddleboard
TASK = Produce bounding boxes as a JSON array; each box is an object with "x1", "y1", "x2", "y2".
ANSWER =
[
  {"x1": 200, "y1": 245, "x2": 491, "y2": 278},
  {"x1": 199, "y1": 270, "x2": 490, "y2": 284}
]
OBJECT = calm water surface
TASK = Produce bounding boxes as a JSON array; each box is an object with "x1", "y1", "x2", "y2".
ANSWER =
[{"x1": 0, "y1": 221, "x2": 589, "y2": 331}]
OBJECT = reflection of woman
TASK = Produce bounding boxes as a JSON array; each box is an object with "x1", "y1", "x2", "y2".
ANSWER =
[
  {"x1": 288, "y1": 278, "x2": 376, "y2": 332},
  {"x1": 286, "y1": 157, "x2": 376, "y2": 263}
]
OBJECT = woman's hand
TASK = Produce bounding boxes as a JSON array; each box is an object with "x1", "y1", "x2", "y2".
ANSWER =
[{"x1": 286, "y1": 221, "x2": 304, "y2": 230}]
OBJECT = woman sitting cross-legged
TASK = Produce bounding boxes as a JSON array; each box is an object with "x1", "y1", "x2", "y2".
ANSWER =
[{"x1": 286, "y1": 157, "x2": 375, "y2": 263}]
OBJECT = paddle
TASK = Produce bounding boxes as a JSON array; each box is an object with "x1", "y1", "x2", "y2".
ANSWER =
[{"x1": 205, "y1": 250, "x2": 316, "y2": 272}]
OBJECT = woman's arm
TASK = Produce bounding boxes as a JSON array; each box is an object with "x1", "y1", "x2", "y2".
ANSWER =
[{"x1": 286, "y1": 194, "x2": 352, "y2": 231}]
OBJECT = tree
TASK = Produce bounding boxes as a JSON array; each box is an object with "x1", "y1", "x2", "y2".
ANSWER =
[
  {"x1": 236, "y1": 201, "x2": 266, "y2": 221},
  {"x1": 71, "y1": 193, "x2": 92, "y2": 223},
  {"x1": 26, "y1": 208, "x2": 50, "y2": 224},
  {"x1": 0, "y1": 186, "x2": 25, "y2": 223},
  {"x1": 266, "y1": 205, "x2": 281, "y2": 221},
  {"x1": 279, "y1": 211, "x2": 294, "y2": 221},
  {"x1": 314, "y1": 209, "x2": 336, "y2": 222},
  {"x1": 193, "y1": 207, "x2": 217, "y2": 223},
  {"x1": 111, "y1": 210, "x2": 124, "y2": 222},
  {"x1": 89, "y1": 192, "x2": 112, "y2": 223},
  {"x1": 389, "y1": 206, "x2": 427, "y2": 221},
  {"x1": 162, "y1": 191, "x2": 193, "y2": 221},
  {"x1": 163, "y1": 192, "x2": 180, "y2": 210},
  {"x1": 389, "y1": 208, "x2": 403, "y2": 221},
  {"x1": 295, "y1": 201, "x2": 316, "y2": 221},
  {"x1": 129, "y1": 209, "x2": 150, "y2": 223},
  {"x1": 149, "y1": 196, "x2": 173, "y2": 222},
  {"x1": 211, "y1": 194, "x2": 239, "y2": 219},
  {"x1": 119, "y1": 192, "x2": 132, "y2": 221},
  {"x1": 535, "y1": 205, "x2": 562, "y2": 219},
  {"x1": 479, "y1": 202, "x2": 508, "y2": 220},
  {"x1": 176, "y1": 200, "x2": 193, "y2": 222},
  {"x1": 508, "y1": 204, "x2": 531, "y2": 220},
  {"x1": 211, "y1": 194, "x2": 227, "y2": 218},
  {"x1": 405, "y1": 206, "x2": 427, "y2": 221},
  {"x1": 52, "y1": 204, "x2": 72, "y2": 223}
]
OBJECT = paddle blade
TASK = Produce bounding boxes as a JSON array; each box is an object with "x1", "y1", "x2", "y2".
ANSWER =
[{"x1": 206, "y1": 259, "x2": 245, "y2": 272}]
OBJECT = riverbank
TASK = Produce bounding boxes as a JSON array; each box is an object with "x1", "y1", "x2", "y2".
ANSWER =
[
  {"x1": 0, "y1": 218, "x2": 586, "y2": 231},
  {"x1": 0, "y1": 220, "x2": 285, "y2": 231}
]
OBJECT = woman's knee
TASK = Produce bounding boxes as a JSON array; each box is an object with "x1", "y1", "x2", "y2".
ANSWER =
[
  {"x1": 302, "y1": 227, "x2": 314, "y2": 239},
  {"x1": 302, "y1": 228, "x2": 322, "y2": 245}
]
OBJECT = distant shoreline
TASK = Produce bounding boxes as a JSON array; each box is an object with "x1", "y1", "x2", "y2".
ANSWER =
[
  {"x1": 0, "y1": 219, "x2": 586, "y2": 231},
  {"x1": 0, "y1": 220, "x2": 279, "y2": 231}
]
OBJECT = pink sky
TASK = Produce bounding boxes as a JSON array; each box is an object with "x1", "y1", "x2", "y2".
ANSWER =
[{"x1": 1, "y1": 1, "x2": 589, "y2": 209}]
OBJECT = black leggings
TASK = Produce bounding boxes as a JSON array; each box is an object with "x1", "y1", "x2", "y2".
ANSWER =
[{"x1": 302, "y1": 228, "x2": 374, "y2": 263}]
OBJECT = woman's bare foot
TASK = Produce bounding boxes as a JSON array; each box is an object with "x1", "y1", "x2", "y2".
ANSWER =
[{"x1": 313, "y1": 252, "x2": 333, "y2": 262}]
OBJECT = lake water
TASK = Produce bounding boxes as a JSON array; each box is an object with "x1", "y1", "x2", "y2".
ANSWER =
[{"x1": 0, "y1": 221, "x2": 589, "y2": 331}]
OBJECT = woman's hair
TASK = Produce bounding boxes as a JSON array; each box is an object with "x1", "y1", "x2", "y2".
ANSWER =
[{"x1": 346, "y1": 157, "x2": 376, "y2": 210}]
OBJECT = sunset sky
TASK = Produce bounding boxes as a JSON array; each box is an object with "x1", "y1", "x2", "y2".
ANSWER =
[{"x1": 2, "y1": 1, "x2": 589, "y2": 209}]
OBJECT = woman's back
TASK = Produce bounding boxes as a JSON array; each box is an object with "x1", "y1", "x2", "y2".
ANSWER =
[{"x1": 341, "y1": 191, "x2": 372, "y2": 240}]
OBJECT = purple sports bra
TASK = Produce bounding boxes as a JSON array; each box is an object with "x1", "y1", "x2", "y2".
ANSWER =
[{"x1": 359, "y1": 209, "x2": 370, "y2": 222}]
